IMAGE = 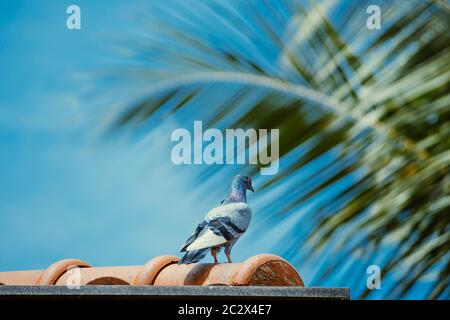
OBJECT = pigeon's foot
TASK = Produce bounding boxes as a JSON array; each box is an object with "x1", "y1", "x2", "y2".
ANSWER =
[
  {"x1": 211, "y1": 247, "x2": 219, "y2": 264},
  {"x1": 225, "y1": 246, "x2": 233, "y2": 263}
]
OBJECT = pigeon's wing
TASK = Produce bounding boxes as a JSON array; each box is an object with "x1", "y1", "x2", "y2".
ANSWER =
[
  {"x1": 185, "y1": 224, "x2": 228, "y2": 251},
  {"x1": 205, "y1": 202, "x2": 248, "y2": 220},
  {"x1": 186, "y1": 203, "x2": 252, "y2": 252},
  {"x1": 180, "y1": 220, "x2": 207, "y2": 252},
  {"x1": 206, "y1": 202, "x2": 252, "y2": 232},
  {"x1": 185, "y1": 217, "x2": 247, "y2": 251}
]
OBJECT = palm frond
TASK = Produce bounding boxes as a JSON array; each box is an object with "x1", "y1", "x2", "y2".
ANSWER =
[{"x1": 105, "y1": 0, "x2": 450, "y2": 298}]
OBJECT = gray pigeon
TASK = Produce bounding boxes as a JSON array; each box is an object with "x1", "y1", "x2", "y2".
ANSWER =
[{"x1": 179, "y1": 175, "x2": 254, "y2": 264}]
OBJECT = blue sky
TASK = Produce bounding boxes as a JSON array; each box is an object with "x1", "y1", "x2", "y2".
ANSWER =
[
  {"x1": 0, "y1": 0, "x2": 443, "y2": 299},
  {"x1": 0, "y1": 0, "x2": 280, "y2": 271},
  {"x1": 0, "y1": 0, "x2": 187, "y2": 268}
]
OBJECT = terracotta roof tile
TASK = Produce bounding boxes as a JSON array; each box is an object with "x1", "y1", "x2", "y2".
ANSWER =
[{"x1": 0, "y1": 254, "x2": 304, "y2": 287}]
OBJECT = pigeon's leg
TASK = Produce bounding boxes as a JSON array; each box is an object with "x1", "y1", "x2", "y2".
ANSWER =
[
  {"x1": 225, "y1": 245, "x2": 232, "y2": 263},
  {"x1": 211, "y1": 247, "x2": 219, "y2": 264}
]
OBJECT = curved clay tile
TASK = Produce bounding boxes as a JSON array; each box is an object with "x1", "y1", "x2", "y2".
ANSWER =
[
  {"x1": 35, "y1": 258, "x2": 91, "y2": 285},
  {"x1": 86, "y1": 277, "x2": 130, "y2": 285},
  {"x1": 233, "y1": 254, "x2": 304, "y2": 286},
  {"x1": 153, "y1": 254, "x2": 304, "y2": 286},
  {"x1": 133, "y1": 255, "x2": 180, "y2": 285},
  {"x1": 0, "y1": 270, "x2": 42, "y2": 285},
  {"x1": 56, "y1": 266, "x2": 141, "y2": 286},
  {"x1": 0, "y1": 254, "x2": 304, "y2": 287}
]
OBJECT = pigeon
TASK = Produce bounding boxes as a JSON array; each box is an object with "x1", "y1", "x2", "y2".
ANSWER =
[{"x1": 178, "y1": 175, "x2": 254, "y2": 264}]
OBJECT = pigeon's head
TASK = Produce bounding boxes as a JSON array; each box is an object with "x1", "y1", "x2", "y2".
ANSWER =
[{"x1": 233, "y1": 175, "x2": 254, "y2": 192}]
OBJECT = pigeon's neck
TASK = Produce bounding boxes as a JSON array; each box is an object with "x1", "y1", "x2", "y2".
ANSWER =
[{"x1": 227, "y1": 183, "x2": 246, "y2": 203}]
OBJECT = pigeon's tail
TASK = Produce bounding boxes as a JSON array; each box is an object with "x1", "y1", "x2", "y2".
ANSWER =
[{"x1": 178, "y1": 248, "x2": 209, "y2": 264}]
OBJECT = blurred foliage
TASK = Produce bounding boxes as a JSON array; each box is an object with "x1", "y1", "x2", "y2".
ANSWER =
[{"x1": 108, "y1": 0, "x2": 450, "y2": 298}]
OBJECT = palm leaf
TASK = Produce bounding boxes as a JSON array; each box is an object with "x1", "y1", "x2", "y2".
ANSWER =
[{"x1": 105, "y1": 0, "x2": 450, "y2": 298}]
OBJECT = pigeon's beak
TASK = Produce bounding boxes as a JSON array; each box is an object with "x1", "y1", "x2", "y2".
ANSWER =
[{"x1": 248, "y1": 184, "x2": 254, "y2": 192}]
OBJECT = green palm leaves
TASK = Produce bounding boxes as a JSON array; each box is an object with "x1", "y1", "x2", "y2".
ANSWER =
[{"x1": 109, "y1": 0, "x2": 449, "y2": 298}]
